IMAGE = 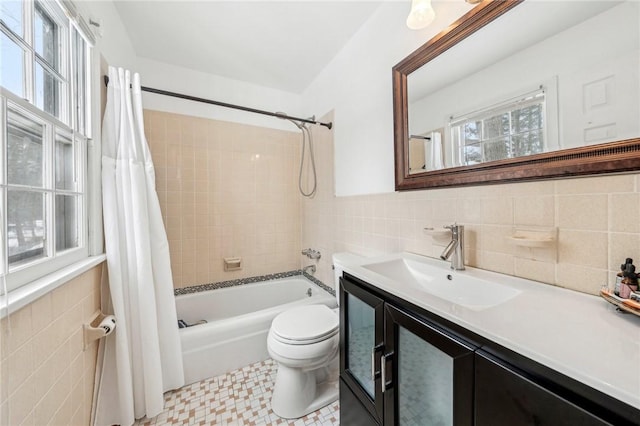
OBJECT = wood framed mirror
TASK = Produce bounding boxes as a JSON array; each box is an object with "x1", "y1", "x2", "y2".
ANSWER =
[{"x1": 393, "y1": 0, "x2": 640, "y2": 191}]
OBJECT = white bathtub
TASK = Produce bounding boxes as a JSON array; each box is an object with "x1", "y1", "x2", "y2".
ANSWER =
[{"x1": 176, "y1": 276, "x2": 337, "y2": 385}]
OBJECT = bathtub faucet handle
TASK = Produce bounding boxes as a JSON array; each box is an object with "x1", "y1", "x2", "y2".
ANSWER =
[{"x1": 301, "y1": 248, "x2": 322, "y2": 260}]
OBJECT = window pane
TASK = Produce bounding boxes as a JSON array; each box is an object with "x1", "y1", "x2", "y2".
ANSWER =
[
  {"x1": 8, "y1": 190, "x2": 46, "y2": 266},
  {"x1": 55, "y1": 194, "x2": 78, "y2": 252},
  {"x1": 0, "y1": 31, "x2": 24, "y2": 96},
  {"x1": 7, "y1": 109, "x2": 44, "y2": 187},
  {"x1": 73, "y1": 30, "x2": 86, "y2": 134},
  {"x1": 55, "y1": 133, "x2": 75, "y2": 190},
  {"x1": 514, "y1": 130, "x2": 544, "y2": 157},
  {"x1": 463, "y1": 121, "x2": 481, "y2": 144},
  {"x1": 464, "y1": 143, "x2": 482, "y2": 165},
  {"x1": 35, "y1": 61, "x2": 61, "y2": 118},
  {"x1": 484, "y1": 113, "x2": 510, "y2": 139},
  {"x1": 0, "y1": 1, "x2": 22, "y2": 37},
  {"x1": 34, "y1": 3, "x2": 59, "y2": 70},
  {"x1": 512, "y1": 104, "x2": 543, "y2": 133},
  {"x1": 483, "y1": 137, "x2": 511, "y2": 162}
]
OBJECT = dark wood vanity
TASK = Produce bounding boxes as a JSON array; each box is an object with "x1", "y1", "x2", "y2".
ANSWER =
[{"x1": 339, "y1": 272, "x2": 640, "y2": 426}]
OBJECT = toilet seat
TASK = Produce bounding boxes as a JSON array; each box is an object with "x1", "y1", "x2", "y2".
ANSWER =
[{"x1": 271, "y1": 305, "x2": 339, "y2": 345}]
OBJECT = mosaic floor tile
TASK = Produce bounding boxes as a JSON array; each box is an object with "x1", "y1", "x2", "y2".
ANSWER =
[{"x1": 134, "y1": 359, "x2": 340, "y2": 426}]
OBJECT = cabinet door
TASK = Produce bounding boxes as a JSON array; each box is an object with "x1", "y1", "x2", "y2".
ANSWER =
[
  {"x1": 384, "y1": 304, "x2": 474, "y2": 426},
  {"x1": 340, "y1": 276, "x2": 385, "y2": 423},
  {"x1": 475, "y1": 351, "x2": 611, "y2": 426}
]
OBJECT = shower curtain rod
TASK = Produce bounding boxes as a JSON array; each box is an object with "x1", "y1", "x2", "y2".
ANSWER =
[{"x1": 103, "y1": 76, "x2": 333, "y2": 129}]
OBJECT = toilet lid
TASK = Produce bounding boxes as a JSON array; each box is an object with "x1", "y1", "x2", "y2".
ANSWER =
[{"x1": 271, "y1": 305, "x2": 339, "y2": 343}]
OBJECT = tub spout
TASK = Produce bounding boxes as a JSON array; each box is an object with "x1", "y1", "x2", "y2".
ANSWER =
[{"x1": 303, "y1": 265, "x2": 316, "y2": 275}]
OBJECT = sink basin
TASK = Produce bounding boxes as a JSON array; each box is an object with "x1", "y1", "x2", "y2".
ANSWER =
[{"x1": 361, "y1": 257, "x2": 521, "y2": 310}]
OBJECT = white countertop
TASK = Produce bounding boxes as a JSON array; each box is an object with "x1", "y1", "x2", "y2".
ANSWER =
[{"x1": 336, "y1": 252, "x2": 640, "y2": 410}]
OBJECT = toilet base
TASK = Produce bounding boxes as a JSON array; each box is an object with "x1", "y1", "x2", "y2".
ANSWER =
[{"x1": 271, "y1": 361, "x2": 339, "y2": 419}]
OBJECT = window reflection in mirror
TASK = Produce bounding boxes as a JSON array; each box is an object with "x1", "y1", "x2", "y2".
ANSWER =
[{"x1": 406, "y1": 1, "x2": 639, "y2": 172}]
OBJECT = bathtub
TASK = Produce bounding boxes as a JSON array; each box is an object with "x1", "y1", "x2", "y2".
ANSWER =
[{"x1": 176, "y1": 276, "x2": 337, "y2": 385}]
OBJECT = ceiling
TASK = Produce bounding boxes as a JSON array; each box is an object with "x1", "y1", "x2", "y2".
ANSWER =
[{"x1": 113, "y1": 0, "x2": 384, "y2": 94}]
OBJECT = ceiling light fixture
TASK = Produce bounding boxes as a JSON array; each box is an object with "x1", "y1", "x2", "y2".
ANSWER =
[{"x1": 406, "y1": 0, "x2": 435, "y2": 30}]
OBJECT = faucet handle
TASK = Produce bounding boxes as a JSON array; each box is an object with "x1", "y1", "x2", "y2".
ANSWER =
[{"x1": 443, "y1": 223, "x2": 458, "y2": 230}]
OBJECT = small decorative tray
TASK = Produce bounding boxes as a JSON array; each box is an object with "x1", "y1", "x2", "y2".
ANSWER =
[{"x1": 600, "y1": 289, "x2": 640, "y2": 317}]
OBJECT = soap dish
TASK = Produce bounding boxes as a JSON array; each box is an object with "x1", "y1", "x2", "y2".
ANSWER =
[
  {"x1": 506, "y1": 234, "x2": 555, "y2": 248},
  {"x1": 600, "y1": 289, "x2": 640, "y2": 318},
  {"x1": 507, "y1": 227, "x2": 557, "y2": 248}
]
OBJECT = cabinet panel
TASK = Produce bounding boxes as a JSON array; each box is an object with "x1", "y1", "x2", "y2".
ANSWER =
[
  {"x1": 384, "y1": 304, "x2": 475, "y2": 426},
  {"x1": 397, "y1": 326, "x2": 454, "y2": 425},
  {"x1": 475, "y1": 352, "x2": 611, "y2": 426},
  {"x1": 340, "y1": 276, "x2": 385, "y2": 423},
  {"x1": 340, "y1": 379, "x2": 379, "y2": 426},
  {"x1": 346, "y1": 290, "x2": 377, "y2": 397}
]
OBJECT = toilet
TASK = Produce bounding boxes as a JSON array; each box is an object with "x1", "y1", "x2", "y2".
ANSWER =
[{"x1": 267, "y1": 258, "x2": 345, "y2": 419}]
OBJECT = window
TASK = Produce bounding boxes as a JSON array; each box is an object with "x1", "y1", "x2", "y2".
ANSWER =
[
  {"x1": 1, "y1": 0, "x2": 92, "y2": 292},
  {"x1": 450, "y1": 90, "x2": 546, "y2": 166}
]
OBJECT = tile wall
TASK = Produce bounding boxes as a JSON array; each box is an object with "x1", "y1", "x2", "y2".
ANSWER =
[
  {"x1": 302, "y1": 112, "x2": 640, "y2": 296},
  {"x1": 144, "y1": 110, "x2": 302, "y2": 289},
  {"x1": 142, "y1": 107, "x2": 639, "y2": 296},
  {"x1": 0, "y1": 265, "x2": 103, "y2": 425}
]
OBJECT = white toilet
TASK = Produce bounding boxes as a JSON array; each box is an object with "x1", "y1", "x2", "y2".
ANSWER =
[{"x1": 267, "y1": 259, "x2": 345, "y2": 419}]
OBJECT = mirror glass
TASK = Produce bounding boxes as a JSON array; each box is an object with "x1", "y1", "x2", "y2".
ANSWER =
[{"x1": 406, "y1": 1, "x2": 639, "y2": 174}]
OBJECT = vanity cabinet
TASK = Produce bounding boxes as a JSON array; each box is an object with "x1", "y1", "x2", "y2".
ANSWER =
[
  {"x1": 474, "y1": 352, "x2": 609, "y2": 426},
  {"x1": 340, "y1": 275, "x2": 475, "y2": 426},
  {"x1": 339, "y1": 272, "x2": 635, "y2": 426}
]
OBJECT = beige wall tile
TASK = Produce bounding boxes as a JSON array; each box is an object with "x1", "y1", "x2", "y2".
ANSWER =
[
  {"x1": 514, "y1": 258, "x2": 556, "y2": 284},
  {"x1": 2, "y1": 265, "x2": 101, "y2": 426},
  {"x1": 480, "y1": 225, "x2": 513, "y2": 254},
  {"x1": 457, "y1": 197, "x2": 483, "y2": 224},
  {"x1": 556, "y1": 263, "x2": 608, "y2": 295},
  {"x1": 4, "y1": 340, "x2": 34, "y2": 399},
  {"x1": 480, "y1": 251, "x2": 515, "y2": 275},
  {"x1": 608, "y1": 233, "x2": 640, "y2": 272},
  {"x1": 555, "y1": 175, "x2": 636, "y2": 194},
  {"x1": 558, "y1": 194, "x2": 607, "y2": 231},
  {"x1": 514, "y1": 195, "x2": 554, "y2": 227},
  {"x1": 300, "y1": 116, "x2": 640, "y2": 299},
  {"x1": 558, "y1": 230, "x2": 607, "y2": 268},
  {"x1": 432, "y1": 198, "x2": 457, "y2": 221},
  {"x1": 7, "y1": 376, "x2": 35, "y2": 426},
  {"x1": 609, "y1": 193, "x2": 640, "y2": 233},
  {"x1": 482, "y1": 196, "x2": 513, "y2": 225},
  {"x1": 1, "y1": 304, "x2": 32, "y2": 355},
  {"x1": 146, "y1": 109, "x2": 301, "y2": 287}
]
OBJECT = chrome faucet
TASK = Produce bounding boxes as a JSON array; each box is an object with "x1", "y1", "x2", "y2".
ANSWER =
[
  {"x1": 303, "y1": 264, "x2": 316, "y2": 275},
  {"x1": 440, "y1": 224, "x2": 465, "y2": 270}
]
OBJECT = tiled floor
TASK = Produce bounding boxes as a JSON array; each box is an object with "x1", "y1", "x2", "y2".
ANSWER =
[{"x1": 134, "y1": 359, "x2": 340, "y2": 425}]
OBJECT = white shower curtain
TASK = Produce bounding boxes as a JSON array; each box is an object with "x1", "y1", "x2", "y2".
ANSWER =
[{"x1": 93, "y1": 67, "x2": 184, "y2": 426}]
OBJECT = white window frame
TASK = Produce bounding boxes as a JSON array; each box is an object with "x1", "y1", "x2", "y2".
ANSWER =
[
  {"x1": 449, "y1": 88, "x2": 549, "y2": 167},
  {"x1": 0, "y1": 0, "x2": 94, "y2": 294}
]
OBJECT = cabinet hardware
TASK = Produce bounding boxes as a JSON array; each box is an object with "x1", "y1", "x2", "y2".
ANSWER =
[
  {"x1": 371, "y1": 344, "x2": 383, "y2": 380},
  {"x1": 381, "y1": 351, "x2": 394, "y2": 393}
]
